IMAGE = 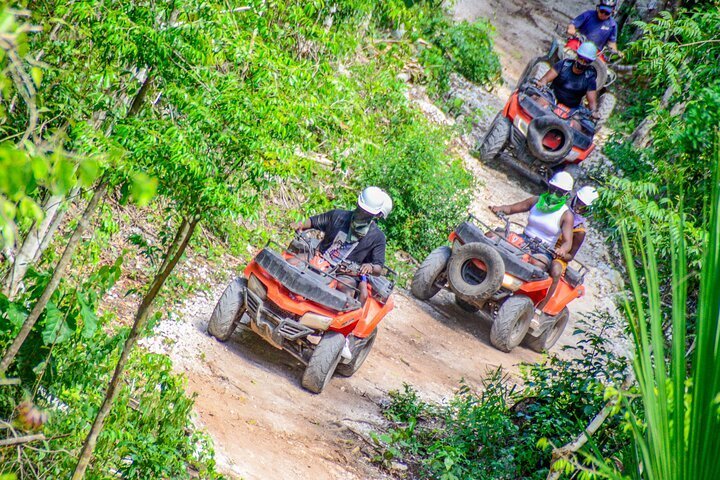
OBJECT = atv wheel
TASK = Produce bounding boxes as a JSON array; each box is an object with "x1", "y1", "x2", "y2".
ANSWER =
[
  {"x1": 302, "y1": 331, "x2": 345, "y2": 393},
  {"x1": 524, "y1": 307, "x2": 570, "y2": 352},
  {"x1": 455, "y1": 295, "x2": 480, "y2": 313},
  {"x1": 594, "y1": 92, "x2": 616, "y2": 128},
  {"x1": 207, "y1": 277, "x2": 247, "y2": 342},
  {"x1": 411, "y1": 246, "x2": 452, "y2": 300},
  {"x1": 336, "y1": 329, "x2": 378, "y2": 377},
  {"x1": 592, "y1": 59, "x2": 608, "y2": 91},
  {"x1": 447, "y1": 242, "x2": 505, "y2": 302},
  {"x1": 490, "y1": 295, "x2": 534, "y2": 352},
  {"x1": 526, "y1": 115, "x2": 574, "y2": 164},
  {"x1": 477, "y1": 113, "x2": 511, "y2": 162}
]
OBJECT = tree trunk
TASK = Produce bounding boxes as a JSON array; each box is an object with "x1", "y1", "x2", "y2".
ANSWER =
[
  {"x1": 71, "y1": 216, "x2": 198, "y2": 480},
  {"x1": 33, "y1": 187, "x2": 80, "y2": 263},
  {"x1": 4, "y1": 193, "x2": 65, "y2": 299},
  {"x1": 0, "y1": 183, "x2": 107, "y2": 375}
]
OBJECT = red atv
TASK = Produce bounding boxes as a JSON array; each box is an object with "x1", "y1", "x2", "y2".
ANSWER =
[
  {"x1": 411, "y1": 214, "x2": 587, "y2": 353},
  {"x1": 208, "y1": 231, "x2": 396, "y2": 393},
  {"x1": 476, "y1": 45, "x2": 616, "y2": 184}
]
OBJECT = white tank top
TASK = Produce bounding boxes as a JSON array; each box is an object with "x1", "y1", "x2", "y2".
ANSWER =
[{"x1": 524, "y1": 203, "x2": 569, "y2": 247}]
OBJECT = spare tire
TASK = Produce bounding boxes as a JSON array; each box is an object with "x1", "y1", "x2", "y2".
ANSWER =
[
  {"x1": 447, "y1": 242, "x2": 504, "y2": 302},
  {"x1": 526, "y1": 115, "x2": 574, "y2": 164}
]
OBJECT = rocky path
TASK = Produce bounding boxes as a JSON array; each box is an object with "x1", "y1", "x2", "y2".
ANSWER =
[{"x1": 143, "y1": 1, "x2": 623, "y2": 478}]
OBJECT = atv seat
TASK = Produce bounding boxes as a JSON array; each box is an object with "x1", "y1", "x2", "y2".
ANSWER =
[
  {"x1": 454, "y1": 221, "x2": 549, "y2": 282},
  {"x1": 255, "y1": 248, "x2": 361, "y2": 312}
]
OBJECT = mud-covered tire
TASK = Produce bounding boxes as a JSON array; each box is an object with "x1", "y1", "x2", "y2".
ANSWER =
[
  {"x1": 477, "y1": 113, "x2": 511, "y2": 162},
  {"x1": 526, "y1": 115, "x2": 574, "y2": 164},
  {"x1": 447, "y1": 242, "x2": 505, "y2": 302},
  {"x1": 302, "y1": 331, "x2": 345, "y2": 393},
  {"x1": 524, "y1": 307, "x2": 570, "y2": 352},
  {"x1": 207, "y1": 277, "x2": 247, "y2": 342},
  {"x1": 411, "y1": 246, "x2": 452, "y2": 300},
  {"x1": 490, "y1": 295, "x2": 534, "y2": 352},
  {"x1": 336, "y1": 329, "x2": 377, "y2": 377},
  {"x1": 594, "y1": 92, "x2": 616, "y2": 128},
  {"x1": 592, "y1": 59, "x2": 608, "y2": 91},
  {"x1": 455, "y1": 295, "x2": 480, "y2": 313}
]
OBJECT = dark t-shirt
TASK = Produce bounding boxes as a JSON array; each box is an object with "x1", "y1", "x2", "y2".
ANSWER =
[
  {"x1": 572, "y1": 10, "x2": 617, "y2": 50},
  {"x1": 551, "y1": 60, "x2": 597, "y2": 108},
  {"x1": 309, "y1": 209, "x2": 386, "y2": 266}
]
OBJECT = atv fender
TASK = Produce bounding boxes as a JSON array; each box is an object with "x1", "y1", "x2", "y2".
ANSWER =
[{"x1": 350, "y1": 296, "x2": 395, "y2": 338}]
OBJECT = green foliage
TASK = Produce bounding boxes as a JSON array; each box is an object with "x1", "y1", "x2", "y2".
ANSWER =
[{"x1": 375, "y1": 318, "x2": 629, "y2": 479}]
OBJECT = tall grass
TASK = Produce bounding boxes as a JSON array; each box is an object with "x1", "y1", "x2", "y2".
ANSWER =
[{"x1": 615, "y1": 140, "x2": 720, "y2": 479}]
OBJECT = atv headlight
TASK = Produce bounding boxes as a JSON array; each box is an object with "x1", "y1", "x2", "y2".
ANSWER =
[
  {"x1": 299, "y1": 312, "x2": 332, "y2": 331},
  {"x1": 248, "y1": 274, "x2": 267, "y2": 300},
  {"x1": 501, "y1": 274, "x2": 524, "y2": 292}
]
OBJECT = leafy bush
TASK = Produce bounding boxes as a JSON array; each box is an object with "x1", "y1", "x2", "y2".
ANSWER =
[
  {"x1": 357, "y1": 124, "x2": 473, "y2": 259},
  {"x1": 442, "y1": 21, "x2": 502, "y2": 86},
  {"x1": 374, "y1": 316, "x2": 629, "y2": 479}
]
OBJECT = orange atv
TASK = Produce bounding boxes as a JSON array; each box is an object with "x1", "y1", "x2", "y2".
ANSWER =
[
  {"x1": 476, "y1": 54, "x2": 615, "y2": 185},
  {"x1": 207, "y1": 231, "x2": 396, "y2": 393},
  {"x1": 411, "y1": 213, "x2": 587, "y2": 353}
]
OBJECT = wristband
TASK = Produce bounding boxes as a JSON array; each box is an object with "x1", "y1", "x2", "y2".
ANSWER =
[{"x1": 360, "y1": 274, "x2": 368, "y2": 282}]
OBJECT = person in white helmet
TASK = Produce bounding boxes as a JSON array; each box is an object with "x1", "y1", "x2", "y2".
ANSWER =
[
  {"x1": 291, "y1": 187, "x2": 390, "y2": 291},
  {"x1": 537, "y1": 185, "x2": 599, "y2": 311},
  {"x1": 489, "y1": 171, "x2": 575, "y2": 271}
]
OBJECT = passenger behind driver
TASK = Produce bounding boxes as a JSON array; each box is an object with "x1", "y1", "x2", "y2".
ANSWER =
[
  {"x1": 536, "y1": 186, "x2": 599, "y2": 311},
  {"x1": 489, "y1": 171, "x2": 575, "y2": 272},
  {"x1": 291, "y1": 187, "x2": 391, "y2": 298},
  {"x1": 567, "y1": 1, "x2": 621, "y2": 55}
]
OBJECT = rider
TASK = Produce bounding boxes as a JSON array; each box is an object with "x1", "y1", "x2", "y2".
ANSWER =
[
  {"x1": 489, "y1": 171, "x2": 575, "y2": 271},
  {"x1": 535, "y1": 41, "x2": 599, "y2": 116},
  {"x1": 536, "y1": 185, "x2": 599, "y2": 311},
  {"x1": 567, "y1": 0, "x2": 621, "y2": 55},
  {"x1": 291, "y1": 186, "x2": 390, "y2": 293}
]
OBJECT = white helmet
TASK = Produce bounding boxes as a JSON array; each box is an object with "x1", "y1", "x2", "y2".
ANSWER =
[
  {"x1": 357, "y1": 186, "x2": 386, "y2": 216},
  {"x1": 379, "y1": 190, "x2": 393, "y2": 219},
  {"x1": 548, "y1": 171, "x2": 574, "y2": 193},
  {"x1": 576, "y1": 186, "x2": 599, "y2": 206}
]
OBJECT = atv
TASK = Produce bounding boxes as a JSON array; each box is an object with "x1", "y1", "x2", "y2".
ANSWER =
[
  {"x1": 207, "y1": 231, "x2": 396, "y2": 393},
  {"x1": 411, "y1": 213, "x2": 587, "y2": 353},
  {"x1": 477, "y1": 40, "x2": 616, "y2": 184}
]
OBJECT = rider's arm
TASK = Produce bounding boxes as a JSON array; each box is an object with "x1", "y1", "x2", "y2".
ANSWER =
[
  {"x1": 491, "y1": 196, "x2": 539, "y2": 215},
  {"x1": 566, "y1": 23, "x2": 577, "y2": 37},
  {"x1": 565, "y1": 229, "x2": 586, "y2": 261},
  {"x1": 555, "y1": 211, "x2": 574, "y2": 257},
  {"x1": 291, "y1": 219, "x2": 312, "y2": 231},
  {"x1": 536, "y1": 68, "x2": 558, "y2": 87},
  {"x1": 586, "y1": 90, "x2": 598, "y2": 113},
  {"x1": 363, "y1": 236, "x2": 386, "y2": 275}
]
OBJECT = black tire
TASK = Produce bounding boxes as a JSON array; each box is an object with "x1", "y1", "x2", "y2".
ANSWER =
[
  {"x1": 207, "y1": 277, "x2": 247, "y2": 342},
  {"x1": 477, "y1": 113, "x2": 511, "y2": 162},
  {"x1": 302, "y1": 331, "x2": 345, "y2": 393},
  {"x1": 490, "y1": 295, "x2": 534, "y2": 352},
  {"x1": 524, "y1": 307, "x2": 570, "y2": 352},
  {"x1": 526, "y1": 115, "x2": 574, "y2": 164},
  {"x1": 447, "y1": 242, "x2": 505, "y2": 302},
  {"x1": 336, "y1": 329, "x2": 377, "y2": 377},
  {"x1": 455, "y1": 295, "x2": 480, "y2": 313},
  {"x1": 411, "y1": 246, "x2": 452, "y2": 300},
  {"x1": 594, "y1": 92, "x2": 616, "y2": 128},
  {"x1": 592, "y1": 59, "x2": 608, "y2": 91}
]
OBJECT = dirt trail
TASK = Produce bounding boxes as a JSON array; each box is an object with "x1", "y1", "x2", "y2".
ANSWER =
[{"x1": 143, "y1": 2, "x2": 623, "y2": 479}]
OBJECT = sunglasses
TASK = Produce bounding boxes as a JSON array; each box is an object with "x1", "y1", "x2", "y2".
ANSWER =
[
  {"x1": 576, "y1": 56, "x2": 593, "y2": 65},
  {"x1": 548, "y1": 186, "x2": 569, "y2": 196},
  {"x1": 597, "y1": 7, "x2": 613, "y2": 15}
]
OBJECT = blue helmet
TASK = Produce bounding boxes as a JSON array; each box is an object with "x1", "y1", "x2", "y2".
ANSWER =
[{"x1": 577, "y1": 42, "x2": 598, "y2": 62}]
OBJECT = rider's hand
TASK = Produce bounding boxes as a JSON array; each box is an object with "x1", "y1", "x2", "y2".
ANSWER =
[
  {"x1": 290, "y1": 221, "x2": 304, "y2": 232},
  {"x1": 359, "y1": 263, "x2": 374, "y2": 275},
  {"x1": 554, "y1": 246, "x2": 569, "y2": 258}
]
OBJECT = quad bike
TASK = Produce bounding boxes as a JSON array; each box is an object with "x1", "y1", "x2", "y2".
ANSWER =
[
  {"x1": 207, "y1": 231, "x2": 396, "y2": 393},
  {"x1": 477, "y1": 36, "x2": 617, "y2": 184},
  {"x1": 411, "y1": 213, "x2": 587, "y2": 353}
]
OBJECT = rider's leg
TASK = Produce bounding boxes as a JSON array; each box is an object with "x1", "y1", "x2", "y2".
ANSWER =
[
  {"x1": 335, "y1": 275, "x2": 358, "y2": 298},
  {"x1": 537, "y1": 260, "x2": 564, "y2": 311}
]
